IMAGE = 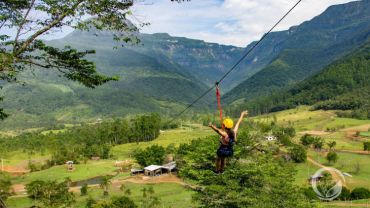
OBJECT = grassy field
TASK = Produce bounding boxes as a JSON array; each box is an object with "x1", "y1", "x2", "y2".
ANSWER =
[
  {"x1": 111, "y1": 125, "x2": 213, "y2": 159},
  {"x1": 6, "y1": 182, "x2": 197, "y2": 208},
  {"x1": 360, "y1": 131, "x2": 370, "y2": 137},
  {"x1": 253, "y1": 106, "x2": 370, "y2": 132},
  {"x1": 12, "y1": 160, "x2": 119, "y2": 184},
  {"x1": 307, "y1": 150, "x2": 370, "y2": 189}
]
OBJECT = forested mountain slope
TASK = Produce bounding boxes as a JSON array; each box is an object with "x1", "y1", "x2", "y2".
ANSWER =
[
  {"x1": 223, "y1": 0, "x2": 370, "y2": 104},
  {"x1": 228, "y1": 40, "x2": 370, "y2": 119}
]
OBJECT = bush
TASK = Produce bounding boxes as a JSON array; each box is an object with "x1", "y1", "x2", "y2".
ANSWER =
[
  {"x1": 0, "y1": 173, "x2": 12, "y2": 200},
  {"x1": 134, "y1": 145, "x2": 166, "y2": 167},
  {"x1": 301, "y1": 187, "x2": 318, "y2": 200},
  {"x1": 81, "y1": 184, "x2": 88, "y2": 196},
  {"x1": 289, "y1": 145, "x2": 307, "y2": 163},
  {"x1": 313, "y1": 137, "x2": 324, "y2": 150},
  {"x1": 363, "y1": 141, "x2": 370, "y2": 152},
  {"x1": 300, "y1": 134, "x2": 315, "y2": 147},
  {"x1": 326, "y1": 151, "x2": 338, "y2": 164},
  {"x1": 350, "y1": 187, "x2": 370, "y2": 200},
  {"x1": 337, "y1": 187, "x2": 351, "y2": 200}
]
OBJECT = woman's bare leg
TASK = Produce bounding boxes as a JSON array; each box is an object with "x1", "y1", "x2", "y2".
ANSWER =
[
  {"x1": 220, "y1": 157, "x2": 226, "y2": 172},
  {"x1": 216, "y1": 157, "x2": 221, "y2": 172}
]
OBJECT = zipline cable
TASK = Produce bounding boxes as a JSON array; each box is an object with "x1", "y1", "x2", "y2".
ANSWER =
[{"x1": 168, "y1": 0, "x2": 303, "y2": 124}]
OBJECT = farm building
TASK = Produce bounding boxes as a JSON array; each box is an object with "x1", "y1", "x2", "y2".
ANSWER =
[
  {"x1": 135, "y1": 162, "x2": 177, "y2": 176},
  {"x1": 66, "y1": 161, "x2": 74, "y2": 171},
  {"x1": 144, "y1": 165, "x2": 163, "y2": 176}
]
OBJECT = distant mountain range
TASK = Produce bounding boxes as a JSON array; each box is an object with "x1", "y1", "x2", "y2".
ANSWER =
[
  {"x1": 1, "y1": 0, "x2": 369, "y2": 129},
  {"x1": 223, "y1": 0, "x2": 370, "y2": 104}
]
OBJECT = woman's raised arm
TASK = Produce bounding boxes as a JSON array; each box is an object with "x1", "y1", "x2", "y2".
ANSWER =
[{"x1": 233, "y1": 111, "x2": 248, "y2": 140}]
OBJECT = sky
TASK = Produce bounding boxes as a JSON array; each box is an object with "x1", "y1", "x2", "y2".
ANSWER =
[
  {"x1": 128, "y1": 0, "x2": 357, "y2": 46},
  {"x1": 5, "y1": 0, "x2": 358, "y2": 47}
]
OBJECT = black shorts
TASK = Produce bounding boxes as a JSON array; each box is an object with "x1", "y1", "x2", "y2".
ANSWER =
[{"x1": 217, "y1": 146, "x2": 233, "y2": 157}]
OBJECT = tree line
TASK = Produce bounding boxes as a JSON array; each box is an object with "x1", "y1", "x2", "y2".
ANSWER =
[{"x1": 0, "y1": 113, "x2": 162, "y2": 167}]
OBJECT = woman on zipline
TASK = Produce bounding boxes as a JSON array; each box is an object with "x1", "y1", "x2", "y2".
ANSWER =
[{"x1": 209, "y1": 110, "x2": 248, "y2": 173}]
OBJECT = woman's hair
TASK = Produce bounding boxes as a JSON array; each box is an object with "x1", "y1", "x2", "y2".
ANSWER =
[{"x1": 225, "y1": 128, "x2": 234, "y2": 137}]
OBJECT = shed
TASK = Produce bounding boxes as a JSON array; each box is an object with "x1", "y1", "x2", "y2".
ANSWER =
[
  {"x1": 162, "y1": 162, "x2": 176, "y2": 174},
  {"x1": 130, "y1": 168, "x2": 144, "y2": 175},
  {"x1": 66, "y1": 161, "x2": 74, "y2": 171},
  {"x1": 144, "y1": 165, "x2": 163, "y2": 176}
]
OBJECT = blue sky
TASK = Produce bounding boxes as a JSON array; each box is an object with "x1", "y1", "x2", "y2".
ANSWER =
[{"x1": 130, "y1": 0, "x2": 356, "y2": 46}]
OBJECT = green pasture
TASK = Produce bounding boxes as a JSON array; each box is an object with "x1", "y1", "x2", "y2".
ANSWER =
[
  {"x1": 6, "y1": 182, "x2": 197, "y2": 208},
  {"x1": 308, "y1": 150, "x2": 370, "y2": 188},
  {"x1": 320, "y1": 132, "x2": 364, "y2": 151},
  {"x1": 12, "y1": 160, "x2": 119, "y2": 185},
  {"x1": 253, "y1": 106, "x2": 370, "y2": 132}
]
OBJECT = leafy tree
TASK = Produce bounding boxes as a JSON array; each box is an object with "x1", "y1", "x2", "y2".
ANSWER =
[
  {"x1": 326, "y1": 151, "x2": 338, "y2": 165},
  {"x1": 363, "y1": 141, "x2": 370, "y2": 153},
  {"x1": 81, "y1": 183, "x2": 88, "y2": 196},
  {"x1": 176, "y1": 132, "x2": 314, "y2": 208},
  {"x1": 312, "y1": 137, "x2": 324, "y2": 151},
  {"x1": 300, "y1": 134, "x2": 315, "y2": 147},
  {"x1": 327, "y1": 141, "x2": 337, "y2": 150},
  {"x1": 165, "y1": 143, "x2": 176, "y2": 154},
  {"x1": 99, "y1": 176, "x2": 112, "y2": 196},
  {"x1": 0, "y1": 173, "x2": 12, "y2": 200},
  {"x1": 110, "y1": 196, "x2": 137, "y2": 208},
  {"x1": 134, "y1": 145, "x2": 166, "y2": 167},
  {"x1": 26, "y1": 179, "x2": 75, "y2": 207},
  {"x1": 289, "y1": 145, "x2": 307, "y2": 163},
  {"x1": 0, "y1": 0, "x2": 151, "y2": 119}
]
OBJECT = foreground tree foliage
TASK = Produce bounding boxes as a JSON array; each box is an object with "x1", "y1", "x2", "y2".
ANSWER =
[
  {"x1": 26, "y1": 178, "x2": 75, "y2": 207},
  {"x1": 0, "y1": 173, "x2": 12, "y2": 201},
  {"x1": 176, "y1": 123, "x2": 316, "y2": 208},
  {"x1": 0, "y1": 0, "x2": 146, "y2": 119}
]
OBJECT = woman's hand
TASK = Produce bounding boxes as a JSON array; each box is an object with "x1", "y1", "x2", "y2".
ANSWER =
[
  {"x1": 241, "y1": 110, "x2": 248, "y2": 117},
  {"x1": 208, "y1": 122, "x2": 214, "y2": 128}
]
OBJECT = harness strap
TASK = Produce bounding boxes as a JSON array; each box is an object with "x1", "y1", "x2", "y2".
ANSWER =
[{"x1": 215, "y1": 82, "x2": 223, "y2": 130}]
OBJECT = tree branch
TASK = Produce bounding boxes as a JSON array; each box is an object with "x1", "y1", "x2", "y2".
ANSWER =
[
  {"x1": 13, "y1": 0, "x2": 36, "y2": 53},
  {"x1": 15, "y1": 0, "x2": 84, "y2": 56}
]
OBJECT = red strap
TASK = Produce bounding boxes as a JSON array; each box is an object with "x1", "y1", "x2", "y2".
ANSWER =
[{"x1": 216, "y1": 84, "x2": 223, "y2": 129}]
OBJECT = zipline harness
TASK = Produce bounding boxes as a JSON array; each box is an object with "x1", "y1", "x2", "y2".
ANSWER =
[{"x1": 215, "y1": 82, "x2": 224, "y2": 129}]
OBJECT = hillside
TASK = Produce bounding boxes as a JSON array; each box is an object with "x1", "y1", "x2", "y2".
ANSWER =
[
  {"x1": 0, "y1": 30, "x2": 266, "y2": 129},
  {"x1": 229, "y1": 40, "x2": 370, "y2": 119},
  {"x1": 223, "y1": 0, "x2": 370, "y2": 103}
]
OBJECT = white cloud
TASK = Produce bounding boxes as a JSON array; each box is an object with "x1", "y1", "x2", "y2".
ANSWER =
[{"x1": 133, "y1": 0, "x2": 357, "y2": 46}]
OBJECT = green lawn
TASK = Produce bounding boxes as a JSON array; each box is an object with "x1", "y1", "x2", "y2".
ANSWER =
[
  {"x1": 6, "y1": 182, "x2": 197, "y2": 208},
  {"x1": 12, "y1": 160, "x2": 119, "y2": 184}
]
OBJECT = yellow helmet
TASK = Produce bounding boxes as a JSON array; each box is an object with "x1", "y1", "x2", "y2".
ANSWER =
[{"x1": 223, "y1": 118, "x2": 234, "y2": 129}]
